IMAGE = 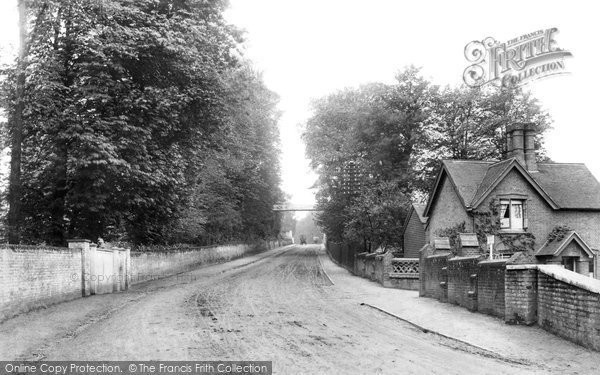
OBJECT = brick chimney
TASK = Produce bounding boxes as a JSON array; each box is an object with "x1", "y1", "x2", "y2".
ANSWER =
[{"x1": 506, "y1": 123, "x2": 537, "y2": 172}]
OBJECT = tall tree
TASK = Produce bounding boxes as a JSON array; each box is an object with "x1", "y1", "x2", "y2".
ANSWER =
[
  {"x1": 2, "y1": 0, "x2": 284, "y2": 246},
  {"x1": 304, "y1": 67, "x2": 552, "y2": 249},
  {"x1": 6, "y1": 0, "x2": 49, "y2": 243}
]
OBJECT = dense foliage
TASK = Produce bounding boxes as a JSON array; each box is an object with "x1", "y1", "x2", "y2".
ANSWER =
[
  {"x1": 303, "y1": 67, "x2": 552, "y2": 251},
  {"x1": 1, "y1": 0, "x2": 284, "y2": 245}
]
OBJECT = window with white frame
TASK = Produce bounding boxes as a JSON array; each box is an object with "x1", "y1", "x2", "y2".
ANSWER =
[{"x1": 499, "y1": 199, "x2": 525, "y2": 230}]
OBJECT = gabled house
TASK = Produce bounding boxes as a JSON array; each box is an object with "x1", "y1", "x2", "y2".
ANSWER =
[
  {"x1": 401, "y1": 203, "x2": 427, "y2": 258},
  {"x1": 416, "y1": 123, "x2": 600, "y2": 278}
]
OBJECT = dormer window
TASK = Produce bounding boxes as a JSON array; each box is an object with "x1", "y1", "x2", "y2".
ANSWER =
[{"x1": 500, "y1": 199, "x2": 525, "y2": 230}]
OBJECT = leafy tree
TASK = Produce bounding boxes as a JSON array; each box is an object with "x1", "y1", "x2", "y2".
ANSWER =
[
  {"x1": 2, "y1": 0, "x2": 285, "y2": 246},
  {"x1": 304, "y1": 67, "x2": 552, "y2": 251}
]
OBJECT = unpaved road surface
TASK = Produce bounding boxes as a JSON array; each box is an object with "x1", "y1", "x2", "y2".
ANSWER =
[{"x1": 0, "y1": 245, "x2": 580, "y2": 374}]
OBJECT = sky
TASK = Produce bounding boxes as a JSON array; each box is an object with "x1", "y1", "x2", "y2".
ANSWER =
[
  {"x1": 1, "y1": 1, "x2": 599, "y2": 212},
  {"x1": 224, "y1": 0, "x2": 600, "y2": 208}
]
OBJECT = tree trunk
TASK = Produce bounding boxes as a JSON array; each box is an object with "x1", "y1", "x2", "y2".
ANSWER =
[{"x1": 7, "y1": 0, "x2": 28, "y2": 243}]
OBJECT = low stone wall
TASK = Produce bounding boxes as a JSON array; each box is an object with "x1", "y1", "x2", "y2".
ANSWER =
[
  {"x1": 383, "y1": 257, "x2": 420, "y2": 290},
  {"x1": 354, "y1": 252, "x2": 367, "y2": 277},
  {"x1": 447, "y1": 256, "x2": 479, "y2": 311},
  {"x1": 373, "y1": 254, "x2": 385, "y2": 282},
  {"x1": 477, "y1": 260, "x2": 507, "y2": 318},
  {"x1": 420, "y1": 254, "x2": 450, "y2": 301},
  {"x1": 0, "y1": 246, "x2": 82, "y2": 322},
  {"x1": 130, "y1": 244, "x2": 251, "y2": 285},
  {"x1": 364, "y1": 253, "x2": 377, "y2": 280},
  {"x1": 536, "y1": 265, "x2": 600, "y2": 351},
  {"x1": 348, "y1": 251, "x2": 420, "y2": 290}
]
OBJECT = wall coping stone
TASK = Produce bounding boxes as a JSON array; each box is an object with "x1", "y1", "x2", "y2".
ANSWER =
[
  {"x1": 506, "y1": 264, "x2": 539, "y2": 270},
  {"x1": 479, "y1": 259, "x2": 508, "y2": 265},
  {"x1": 537, "y1": 265, "x2": 600, "y2": 294},
  {"x1": 508, "y1": 264, "x2": 600, "y2": 294},
  {"x1": 393, "y1": 257, "x2": 419, "y2": 261},
  {"x1": 448, "y1": 255, "x2": 481, "y2": 262},
  {"x1": 1, "y1": 244, "x2": 71, "y2": 252},
  {"x1": 426, "y1": 253, "x2": 451, "y2": 259}
]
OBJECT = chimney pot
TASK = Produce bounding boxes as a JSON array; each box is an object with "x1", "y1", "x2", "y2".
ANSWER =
[
  {"x1": 523, "y1": 123, "x2": 538, "y2": 172},
  {"x1": 506, "y1": 124, "x2": 525, "y2": 166}
]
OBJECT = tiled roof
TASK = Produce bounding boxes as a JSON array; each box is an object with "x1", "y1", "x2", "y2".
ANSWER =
[
  {"x1": 535, "y1": 231, "x2": 594, "y2": 257},
  {"x1": 531, "y1": 163, "x2": 600, "y2": 209},
  {"x1": 470, "y1": 159, "x2": 513, "y2": 205},
  {"x1": 442, "y1": 160, "x2": 493, "y2": 205},
  {"x1": 433, "y1": 158, "x2": 600, "y2": 211}
]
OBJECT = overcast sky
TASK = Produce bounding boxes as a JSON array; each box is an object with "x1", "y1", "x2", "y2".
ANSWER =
[
  {"x1": 2, "y1": 1, "x2": 599, "y2": 210},
  {"x1": 224, "y1": 0, "x2": 600, "y2": 207}
]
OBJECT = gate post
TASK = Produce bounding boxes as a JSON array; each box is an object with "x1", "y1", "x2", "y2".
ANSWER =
[
  {"x1": 113, "y1": 247, "x2": 119, "y2": 292},
  {"x1": 125, "y1": 247, "x2": 131, "y2": 291},
  {"x1": 89, "y1": 243, "x2": 97, "y2": 295}
]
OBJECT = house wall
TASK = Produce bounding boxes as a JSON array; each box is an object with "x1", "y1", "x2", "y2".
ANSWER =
[
  {"x1": 403, "y1": 209, "x2": 426, "y2": 258},
  {"x1": 426, "y1": 176, "x2": 472, "y2": 244},
  {"x1": 477, "y1": 169, "x2": 600, "y2": 252}
]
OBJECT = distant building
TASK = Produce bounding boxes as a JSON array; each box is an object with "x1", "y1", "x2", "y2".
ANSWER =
[
  {"x1": 401, "y1": 203, "x2": 427, "y2": 258},
  {"x1": 408, "y1": 123, "x2": 600, "y2": 278}
]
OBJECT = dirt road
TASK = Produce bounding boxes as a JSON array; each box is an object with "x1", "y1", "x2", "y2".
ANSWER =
[{"x1": 0, "y1": 245, "x2": 562, "y2": 374}]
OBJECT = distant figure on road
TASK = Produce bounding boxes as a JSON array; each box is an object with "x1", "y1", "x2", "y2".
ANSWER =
[{"x1": 299, "y1": 235, "x2": 307, "y2": 245}]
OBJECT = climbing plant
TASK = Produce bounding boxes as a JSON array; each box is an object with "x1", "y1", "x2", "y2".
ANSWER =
[
  {"x1": 473, "y1": 199, "x2": 501, "y2": 246},
  {"x1": 472, "y1": 198, "x2": 536, "y2": 254},
  {"x1": 547, "y1": 225, "x2": 572, "y2": 243},
  {"x1": 435, "y1": 221, "x2": 466, "y2": 255}
]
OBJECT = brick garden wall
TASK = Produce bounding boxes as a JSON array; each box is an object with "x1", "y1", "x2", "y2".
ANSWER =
[
  {"x1": 537, "y1": 266, "x2": 600, "y2": 351},
  {"x1": 477, "y1": 260, "x2": 507, "y2": 318},
  {"x1": 420, "y1": 254, "x2": 449, "y2": 301},
  {"x1": 421, "y1": 258, "x2": 600, "y2": 351},
  {"x1": 505, "y1": 266, "x2": 538, "y2": 325},
  {"x1": 447, "y1": 256, "x2": 479, "y2": 311},
  {"x1": 1, "y1": 240, "x2": 281, "y2": 321},
  {"x1": 130, "y1": 244, "x2": 252, "y2": 285},
  {"x1": 0, "y1": 246, "x2": 82, "y2": 322}
]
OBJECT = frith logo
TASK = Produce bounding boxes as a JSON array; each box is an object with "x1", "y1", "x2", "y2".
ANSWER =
[{"x1": 463, "y1": 28, "x2": 572, "y2": 88}]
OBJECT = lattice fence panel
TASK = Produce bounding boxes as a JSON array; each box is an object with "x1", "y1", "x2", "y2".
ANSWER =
[{"x1": 390, "y1": 259, "x2": 420, "y2": 278}]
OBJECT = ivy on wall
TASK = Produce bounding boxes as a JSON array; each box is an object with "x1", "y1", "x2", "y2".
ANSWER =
[{"x1": 473, "y1": 198, "x2": 536, "y2": 255}]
